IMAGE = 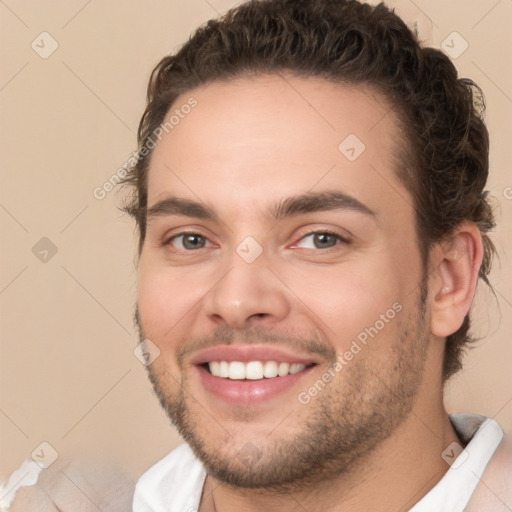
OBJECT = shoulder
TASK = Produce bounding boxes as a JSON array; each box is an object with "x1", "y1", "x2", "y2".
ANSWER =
[
  {"x1": 8, "y1": 459, "x2": 133, "y2": 512},
  {"x1": 466, "y1": 429, "x2": 512, "y2": 511}
]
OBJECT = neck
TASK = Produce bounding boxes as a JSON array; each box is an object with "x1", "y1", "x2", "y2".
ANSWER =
[{"x1": 199, "y1": 402, "x2": 460, "y2": 512}]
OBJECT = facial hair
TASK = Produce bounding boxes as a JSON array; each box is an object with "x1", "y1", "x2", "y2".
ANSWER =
[{"x1": 135, "y1": 280, "x2": 429, "y2": 491}]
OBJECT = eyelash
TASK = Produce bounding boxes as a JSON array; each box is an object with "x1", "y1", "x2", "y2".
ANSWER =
[
  {"x1": 296, "y1": 229, "x2": 352, "y2": 250},
  {"x1": 162, "y1": 232, "x2": 214, "y2": 251},
  {"x1": 162, "y1": 229, "x2": 351, "y2": 252}
]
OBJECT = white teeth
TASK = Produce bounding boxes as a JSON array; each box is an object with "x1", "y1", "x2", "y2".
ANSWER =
[
  {"x1": 208, "y1": 360, "x2": 308, "y2": 380},
  {"x1": 290, "y1": 363, "x2": 305, "y2": 374},
  {"x1": 263, "y1": 361, "x2": 278, "y2": 378},
  {"x1": 219, "y1": 361, "x2": 229, "y2": 378},
  {"x1": 278, "y1": 362, "x2": 290, "y2": 377},
  {"x1": 246, "y1": 361, "x2": 263, "y2": 380},
  {"x1": 209, "y1": 361, "x2": 220, "y2": 376},
  {"x1": 228, "y1": 361, "x2": 245, "y2": 380}
]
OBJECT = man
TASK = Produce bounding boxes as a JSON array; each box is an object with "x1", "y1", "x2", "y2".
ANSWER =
[{"x1": 121, "y1": 0, "x2": 511, "y2": 510}]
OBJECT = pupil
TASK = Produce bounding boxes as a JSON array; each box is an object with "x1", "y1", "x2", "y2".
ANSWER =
[
  {"x1": 315, "y1": 233, "x2": 335, "y2": 248},
  {"x1": 184, "y1": 234, "x2": 204, "y2": 249}
]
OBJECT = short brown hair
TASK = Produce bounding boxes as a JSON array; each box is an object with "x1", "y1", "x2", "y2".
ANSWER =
[{"x1": 120, "y1": 0, "x2": 496, "y2": 381}]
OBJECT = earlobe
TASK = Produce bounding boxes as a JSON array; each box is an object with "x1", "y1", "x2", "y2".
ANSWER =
[{"x1": 430, "y1": 223, "x2": 483, "y2": 338}]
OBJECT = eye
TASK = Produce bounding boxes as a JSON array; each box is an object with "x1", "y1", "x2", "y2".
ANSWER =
[
  {"x1": 294, "y1": 231, "x2": 348, "y2": 250},
  {"x1": 167, "y1": 232, "x2": 212, "y2": 250}
]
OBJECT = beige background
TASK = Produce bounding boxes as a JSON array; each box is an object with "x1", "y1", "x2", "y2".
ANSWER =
[{"x1": 0, "y1": 0, "x2": 511, "y2": 483}]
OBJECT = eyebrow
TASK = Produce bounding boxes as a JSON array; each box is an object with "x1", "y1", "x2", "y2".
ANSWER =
[
  {"x1": 146, "y1": 191, "x2": 376, "y2": 222},
  {"x1": 268, "y1": 191, "x2": 376, "y2": 220},
  {"x1": 147, "y1": 196, "x2": 219, "y2": 222}
]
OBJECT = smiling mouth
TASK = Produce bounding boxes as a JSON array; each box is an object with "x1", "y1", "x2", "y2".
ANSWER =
[{"x1": 202, "y1": 360, "x2": 317, "y2": 380}]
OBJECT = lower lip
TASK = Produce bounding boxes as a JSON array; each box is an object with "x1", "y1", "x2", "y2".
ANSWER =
[{"x1": 195, "y1": 365, "x2": 316, "y2": 405}]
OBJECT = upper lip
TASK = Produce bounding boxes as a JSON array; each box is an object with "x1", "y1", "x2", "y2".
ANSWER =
[{"x1": 189, "y1": 345, "x2": 320, "y2": 366}]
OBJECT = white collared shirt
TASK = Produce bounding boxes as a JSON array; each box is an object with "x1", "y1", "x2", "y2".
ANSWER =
[{"x1": 132, "y1": 413, "x2": 505, "y2": 512}]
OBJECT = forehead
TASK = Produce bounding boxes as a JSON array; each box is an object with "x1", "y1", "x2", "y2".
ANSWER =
[{"x1": 146, "y1": 74, "x2": 408, "y2": 218}]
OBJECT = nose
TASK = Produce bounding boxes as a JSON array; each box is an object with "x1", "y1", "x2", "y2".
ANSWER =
[{"x1": 202, "y1": 251, "x2": 291, "y2": 329}]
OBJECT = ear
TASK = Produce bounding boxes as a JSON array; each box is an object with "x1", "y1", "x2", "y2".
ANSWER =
[{"x1": 429, "y1": 222, "x2": 484, "y2": 338}]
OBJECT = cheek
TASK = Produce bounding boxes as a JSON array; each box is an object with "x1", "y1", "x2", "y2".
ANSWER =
[
  {"x1": 275, "y1": 251, "x2": 414, "y2": 349},
  {"x1": 136, "y1": 256, "x2": 203, "y2": 342}
]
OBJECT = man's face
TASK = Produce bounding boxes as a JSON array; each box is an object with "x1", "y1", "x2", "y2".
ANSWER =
[{"x1": 137, "y1": 75, "x2": 432, "y2": 488}]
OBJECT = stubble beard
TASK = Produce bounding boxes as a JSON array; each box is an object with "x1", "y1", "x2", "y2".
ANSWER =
[{"x1": 139, "y1": 290, "x2": 429, "y2": 491}]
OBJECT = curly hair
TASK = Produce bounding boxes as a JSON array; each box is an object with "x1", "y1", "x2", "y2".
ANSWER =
[{"x1": 120, "y1": 0, "x2": 496, "y2": 381}]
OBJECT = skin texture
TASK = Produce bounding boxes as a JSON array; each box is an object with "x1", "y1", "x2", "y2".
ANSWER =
[{"x1": 136, "y1": 74, "x2": 483, "y2": 511}]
